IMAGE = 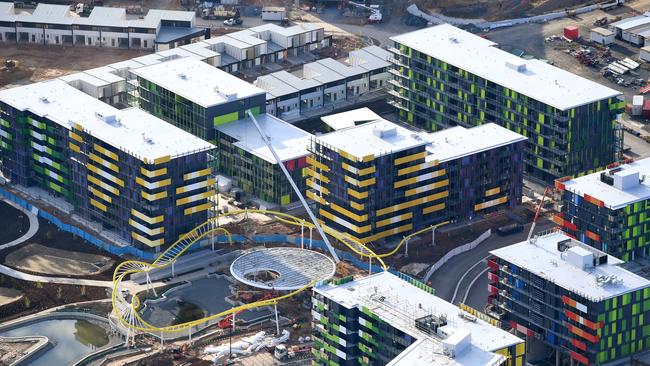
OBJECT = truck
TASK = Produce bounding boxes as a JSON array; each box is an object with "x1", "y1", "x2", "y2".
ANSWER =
[
  {"x1": 274, "y1": 344, "x2": 311, "y2": 361},
  {"x1": 201, "y1": 5, "x2": 237, "y2": 20}
]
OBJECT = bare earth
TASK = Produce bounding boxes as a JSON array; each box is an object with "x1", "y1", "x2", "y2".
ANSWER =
[
  {"x1": 0, "y1": 287, "x2": 22, "y2": 307},
  {"x1": 5, "y1": 243, "x2": 114, "y2": 276},
  {"x1": 0, "y1": 340, "x2": 36, "y2": 366}
]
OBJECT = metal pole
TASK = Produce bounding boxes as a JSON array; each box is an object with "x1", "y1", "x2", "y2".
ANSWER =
[
  {"x1": 301, "y1": 224, "x2": 304, "y2": 249},
  {"x1": 369, "y1": 256, "x2": 372, "y2": 274},
  {"x1": 431, "y1": 226, "x2": 435, "y2": 246},
  {"x1": 246, "y1": 110, "x2": 340, "y2": 263},
  {"x1": 404, "y1": 237, "x2": 409, "y2": 258},
  {"x1": 171, "y1": 261, "x2": 175, "y2": 277},
  {"x1": 274, "y1": 303, "x2": 280, "y2": 335},
  {"x1": 309, "y1": 227, "x2": 312, "y2": 249},
  {"x1": 160, "y1": 332, "x2": 163, "y2": 352}
]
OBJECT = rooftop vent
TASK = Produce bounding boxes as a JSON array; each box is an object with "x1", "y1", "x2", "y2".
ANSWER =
[
  {"x1": 39, "y1": 97, "x2": 50, "y2": 104},
  {"x1": 448, "y1": 37, "x2": 459, "y2": 44},
  {"x1": 613, "y1": 169, "x2": 640, "y2": 190},
  {"x1": 414, "y1": 314, "x2": 447, "y2": 336},
  {"x1": 178, "y1": 73, "x2": 188, "y2": 80},
  {"x1": 373, "y1": 124, "x2": 396, "y2": 139},
  {"x1": 505, "y1": 59, "x2": 527, "y2": 72},
  {"x1": 95, "y1": 111, "x2": 119, "y2": 126},
  {"x1": 596, "y1": 274, "x2": 624, "y2": 287},
  {"x1": 566, "y1": 246, "x2": 593, "y2": 270},
  {"x1": 141, "y1": 133, "x2": 154, "y2": 145}
]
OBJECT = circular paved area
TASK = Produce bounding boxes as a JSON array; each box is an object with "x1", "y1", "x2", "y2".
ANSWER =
[{"x1": 230, "y1": 247, "x2": 336, "y2": 290}]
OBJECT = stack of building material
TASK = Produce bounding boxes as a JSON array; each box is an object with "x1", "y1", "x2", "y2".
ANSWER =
[
  {"x1": 633, "y1": 95, "x2": 644, "y2": 116},
  {"x1": 643, "y1": 100, "x2": 650, "y2": 117}
]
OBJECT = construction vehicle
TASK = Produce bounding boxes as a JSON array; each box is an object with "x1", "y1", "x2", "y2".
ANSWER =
[
  {"x1": 202, "y1": 5, "x2": 238, "y2": 20},
  {"x1": 594, "y1": 17, "x2": 608, "y2": 26},
  {"x1": 340, "y1": 1, "x2": 382, "y2": 23},
  {"x1": 274, "y1": 344, "x2": 311, "y2": 361},
  {"x1": 223, "y1": 17, "x2": 243, "y2": 26}
]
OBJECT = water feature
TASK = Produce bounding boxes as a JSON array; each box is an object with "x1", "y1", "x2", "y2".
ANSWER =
[{"x1": 0, "y1": 318, "x2": 118, "y2": 366}]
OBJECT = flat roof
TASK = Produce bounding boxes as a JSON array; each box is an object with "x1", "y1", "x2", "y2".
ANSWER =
[
  {"x1": 74, "y1": 7, "x2": 127, "y2": 27},
  {"x1": 391, "y1": 24, "x2": 621, "y2": 110},
  {"x1": 591, "y1": 27, "x2": 614, "y2": 36},
  {"x1": 130, "y1": 57, "x2": 264, "y2": 108},
  {"x1": 563, "y1": 158, "x2": 650, "y2": 210},
  {"x1": 0, "y1": 80, "x2": 214, "y2": 161},
  {"x1": 155, "y1": 26, "x2": 205, "y2": 44},
  {"x1": 626, "y1": 23, "x2": 650, "y2": 35},
  {"x1": 315, "y1": 119, "x2": 429, "y2": 159},
  {"x1": 303, "y1": 61, "x2": 345, "y2": 84},
  {"x1": 315, "y1": 272, "x2": 522, "y2": 365},
  {"x1": 84, "y1": 66, "x2": 124, "y2": 84},
  {"x1": 349, "y1": 46, "x2": 391, "y2": 71},
  {"x1": 490, "y1": 232, "x2": 650, "y2": 302},
  {"x1": 180, "y1": 41, "x2": 221, "y2": 59},
  {"x1": 131, "y1": 9, "x2": 194, "y2": 29},
  {"x1": 425, "y1": 123, "x2": 526, "y2": 163},
  {"x1": 611, "y1": 15, "x2": 650, "y2": 31},
  {"x1": 14, "y1": 3, "x2": 73, "y2": 24},
  {"x1": 59, "y1": 72, "x2": 111, "y2": 88},
  {"x1": 320, "y1": 107, "x2": 382, "y2": 130},
  {"x1": 215, "y1": 113, "x2": 312, "y2": 164}
]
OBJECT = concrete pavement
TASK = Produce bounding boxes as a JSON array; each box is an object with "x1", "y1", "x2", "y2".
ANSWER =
[{"x1": 429, "y1": 218, "x2": 554, "y2": 309}]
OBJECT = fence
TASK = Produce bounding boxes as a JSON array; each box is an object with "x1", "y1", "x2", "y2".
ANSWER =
[{"x1": 423, "y1": 229, "x2": 491, "y2": 283}]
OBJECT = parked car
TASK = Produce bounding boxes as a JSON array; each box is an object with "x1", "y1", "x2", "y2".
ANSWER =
[
  {"x1": 495, "y1": 223, "x2": 524, "y2": 236},
  {"x1": 223, "y1": 18, "x2": 243, "y2": 26}
]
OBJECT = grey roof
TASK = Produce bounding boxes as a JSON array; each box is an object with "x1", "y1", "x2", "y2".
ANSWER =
[
  {"x1": 254, "y1": 73, "x2": 300, "y2": 98},
  {"x1": 303, "y1": 61, "x2": 346, "y2": 84},
  {"x1": 315, "y1": 58, "x2": 367, "y2": 78},
  {"x1": 610, "y1": 15, "x2": 650, "y2": 30}
]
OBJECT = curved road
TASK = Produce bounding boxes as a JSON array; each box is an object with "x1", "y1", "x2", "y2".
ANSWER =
[
  {"x1": 428, "y1": 218, "x2": 554, "y2": 311},
  {"x1": 0, "y1": 198, "x2": 39, "y2": 251}
]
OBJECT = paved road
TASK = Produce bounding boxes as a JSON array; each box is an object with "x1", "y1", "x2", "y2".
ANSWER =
[{"x1": 429, "y1": 218, "x2": 555, "y2": 310}]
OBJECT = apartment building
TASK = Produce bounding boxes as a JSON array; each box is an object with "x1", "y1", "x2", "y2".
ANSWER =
[
  {"x1": 0, "y1": 80, "x2": 215, "y2": 250},
  {"x1": 389, "y1": 24, "x2": 625, "y2": 183},
  {"x1": 0, "y1": 3, "x2": 206, "y2": 50},
  {"x1": 490, "y1": 232, "x2": 650, "y2": 365},
  {"x1": 215, "y1": 113, "x2": 312, "y2": 205},
  {"x1": 556, "y1": 157, "x2": 650, "y2": 261},
  {"x1": 129, "y1": 57, "x2": 267, "y2": 142},
  {"x1": 312, "y1": 271, "x2": 525, "y2": 366},
  {"x1": 307, "y1": 113, "x2": 525, "y2": 243}
]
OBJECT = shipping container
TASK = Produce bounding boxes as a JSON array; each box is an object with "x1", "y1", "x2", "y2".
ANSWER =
[{"x1": 564, "y1": 26, "x2": 580, "y2": 40}]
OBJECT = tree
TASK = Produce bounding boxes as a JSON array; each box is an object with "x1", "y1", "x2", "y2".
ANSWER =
[
  {"x1": 80, "y1": 285, "x2": 86, "y2": 297},
  {"x1": 36, "y1": 282, "x2": 43, "y2": 289},
  {"x1": 56, "y1": 287, "x2": 62, "y2": 300},
  {"x1": 24, "y1": 296, "x2": 30, "y2": 308}
]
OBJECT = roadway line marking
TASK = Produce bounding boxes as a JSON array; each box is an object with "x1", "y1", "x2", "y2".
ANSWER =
[
  {"x1": 451, "y1": 255, "x2": 489, "y2": 304},
  {"x1": 463, "y1": 267, "x2": 489, "y2": 304}
]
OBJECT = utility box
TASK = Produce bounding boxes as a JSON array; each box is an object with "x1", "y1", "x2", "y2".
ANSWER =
[{"x1": 564, "y1": 26, "x2": 580, "y2": 40}]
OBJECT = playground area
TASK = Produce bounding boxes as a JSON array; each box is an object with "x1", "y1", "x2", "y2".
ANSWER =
[{"x1": 5, "y1": 243, "x2": 114, "y2": 277}]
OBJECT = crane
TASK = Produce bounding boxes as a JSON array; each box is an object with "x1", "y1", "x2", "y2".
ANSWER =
[
  {"x1": 527, "y1": 187, "x2": 551, "y2": 242},
  {"x1": 341, "y1": 1, "x2": 382, "y2": 23}
]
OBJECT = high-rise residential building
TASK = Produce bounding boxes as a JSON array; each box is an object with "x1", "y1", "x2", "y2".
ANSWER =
[
  {"x1": 307, "y1": 112, "x2": 525, "y2": 243},
  {"x1": 489, "y1": 231, "x2": 650, "y2": 365},
  {"x1": 388, "y1": 24, "x2": 625, "y2": 183},
  {"x1": 215, "y1": 113, "x2": 312, "y2": 205},
  {"x1": 0, "y1": 80, "x2": 215, "y2": 250},
  {"x1": 556, "y1": 158, "x2": 650, "y2": 261},
  {"x1": 312, "y1": 271, "x2": 526, "y2": 366},
  {"x1": 128, "y1": 57, "x2": 267, "y2": 142}
]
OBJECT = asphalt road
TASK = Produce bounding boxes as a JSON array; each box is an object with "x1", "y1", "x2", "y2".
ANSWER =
[{"x1": 428, "y1": 218, "x2": 555, "y2": 311}]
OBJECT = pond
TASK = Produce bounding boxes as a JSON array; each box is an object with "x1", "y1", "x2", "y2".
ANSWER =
[{"x1": 0, "y1": 318, "x2": 117, "y2": 366}]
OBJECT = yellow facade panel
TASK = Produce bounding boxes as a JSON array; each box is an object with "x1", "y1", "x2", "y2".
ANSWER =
[
  {"x1": 376, "y1": 191, "x2": 449, "y2": 217},
  {"x1": 330, "y1": 203, "x2": 368, "y2": 223},
  {"x1": 89, "y1": 153, "x2": 119, "y2": 173},
  {"x1": 307, "y1": 156, "x2": 330, "y2": 172},
  {"x1": 183, "y1": 168, "x2": 212, "y2": 181},
  {"x1": 142, "y1": 190, "x2": 168, "y2": 202},
  {"x1": 394, "y1": 169, "x2": 446, "y2": 189},
  {"x1": 405, "y1": 179, "x2": 449, "y2": 197},
  {"x1": 87, "y1": 175, "x2": 119, "y2": 195},
  {"x1": 307, "y1": 168, "x2": 330, "y2": 183},
  {"x1": 87, "y1": 163, "x2": 124, "y2": 187},
  {"x1": 89, "y1": 198, "x2": 107, "y2": 212},
  {"x1": 394, "y1": 151, "x2": 426, "y2": 166},
  {"x1": 131, "y1": 208, "x2": 164, "y2": 225},
  {"x1": 350, "y1": 201, "x2": 365, "y2": 211},
  {"x1": 344, "y1": 175, "x2": 376, "y2": 187},
  {"x1": 307, "y1": 178, "x2": 330, "y2": 195},
  {"x1": 474, "y1": 196, "x2": 509, "y2": 211},
  {"x1": 347, "y1": 188, "x2": 368, "y2": 199},
  {"x1": 176, "y1": 190, "x2": 215, "y2": 206},
  {"x1": 153, "y1": 155, "x2": 171, "y2": 164},
  {"x1": 69, "y1": 142, "x2": 81, "y2": 153},
  {"x1": 136, "y1": 177, "x2": 172, "y2": 190},
  {"x1": 176, "y1": 178, "x2": 215, "y2": 194},
  {"x1": 342, "y1": 162, "x2": 376, "y2": 176},
  {"x1": 140, "y1": 167, "x2": 168, "y2": 178},
  {"x1": 184, "y1": 202, "x2": 212, "y2": 216},
  {"x1": 131, "y1": 232, "x2": 164, "y2": 247},
  {"x1": 93, "y1": 143, "x2": 119, "y2": 161},
  {"x1": 423, "y1": 203, "x2": 445, "y2": 215},
  {"x1": 338, "y1": 149, "x2": 358, "y2": 162},
  {"x1": 359, "y1": 223, "x2": 413, "y2": 244},
  {"x1": 319, "y1": 209, "x2": 371, "y2": 234},
  {"x1": 376, "y1": 212, "x2": 413, "y2": 228},
  {"x1": 485, "y1": 187, "x2": 501, "y2": 197},
  {"x1": 129, "y1": 219, "x2": 165, "y2": 236},
  {"x1": 89, "y1": 186, "x2": 112, "y2": 203},
  {"x1": 307, "y1": 190, "x2": 328, "y2": 205},
  {"x1": 69, "y1": 131, "x2": 83, "y2": 143},
  {"x1": 397, "y1": 160, "x2": 439, "y2": 176}
]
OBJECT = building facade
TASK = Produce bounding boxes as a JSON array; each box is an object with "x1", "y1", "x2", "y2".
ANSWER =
[
  {"x1": 556, "y1": 158, "x2": 650, "y2": 261},
  {"x1": 0, "y1": 80, "x2": 215, "y2": 250},
  {"x1": 215, "y1": 114, "x2": 311, "y2": 205},
  {"x1": 307, "y1": 116, "x2": 525, "y2": 243},
  {"x1": 489, "y1": 232, "x2": 650, "y2": 365},
  {"x1": 129, "y1": 57, "x2": 267, "y2": 143},
  {"x1": 312, "y1": 272, "x2": 525, "y2": 366},
  {"x1": 389, "y1": 24, "x2": 624, "y2": 183}
]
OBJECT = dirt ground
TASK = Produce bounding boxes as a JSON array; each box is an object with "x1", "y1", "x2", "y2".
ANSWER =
[
  {"x1": 0, "y1": 201, "x2": 29, "y2": 244},
  {"x1": 0, "y1": 287, "x2": 22, "y2": 307},
  {"x1": 5, "y1": 243, "x2": 114, "y2": 277},
  {"x1": 0, "y1": 44, "x2": 149, "y2": 88},
  {"x1": 0, "y1": 339, "x2": 37, "y2": 366}
]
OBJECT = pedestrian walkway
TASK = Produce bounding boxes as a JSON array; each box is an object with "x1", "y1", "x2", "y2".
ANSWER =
[{"x1": 0, "y1": 198, "x2": 39, "y2": 251}]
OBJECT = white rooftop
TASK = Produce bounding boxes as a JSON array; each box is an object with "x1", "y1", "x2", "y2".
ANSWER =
[
  {"x1": 215, "y1": 113, "x2": 312, "y2": 164},
  {"x1": 320, "y1": 107, "x2": 382, "y2": 131},
  {"x1": 611, "y1": 15, "x2": 650, "y2": 31},
  {"x1": 591, "y1": 27, "x2": 614, "y2": 36},
  {"x1": 316, "y1": 58, "x2": 367, "y2": 78},
  {"x1": 315, "y1": 272, "x2": 522, "y2": 365},
  {"x1": 254, "y1": 73, "x2": 300, "y2": 99},
  {"x1": 130, "y1": 57, "x2": 264, "y2": 107},
  {"x1": 425, "y1": 123, "x2": 526, "y2": 163},
  {"x1": 490, "y1": 231, "x2": 650, "y2": 302},
  {"x1": 0, "y1": 80, "x2": 213, "y2": 162},
  {"x1": 315, "y1": 119, "x2": 429, "y2": 159},
  {"x1": 563, "y1": 158, "x2": 650, "y2": 210},
  {"x1": 349, "y1": 46, "x2": 391, "y2": 71},
  {"x1": 391, "y1": 24, "x2": 621, "y2": 110}
]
